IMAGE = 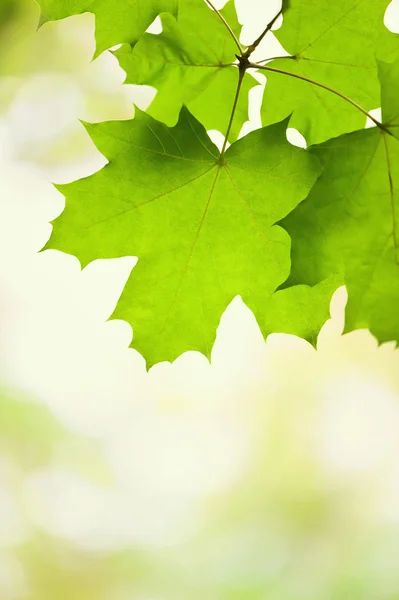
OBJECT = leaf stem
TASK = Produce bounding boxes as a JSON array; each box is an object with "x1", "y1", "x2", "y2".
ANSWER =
[
  {"x1": 220, "y1": 67, "x2": 246, "y2": 158},
  {"x1": 256, "y1": 55, "x2": 296, "y2": 64},
  {"x1": 244, "y1": 8, "x2": 283, "y2": 58},
  {"x1": 250, "y1": 62, "x2": 384, "y2": 129},
  {"x1": 204, "y1": 0, "x2": 244, "y2": 55}
]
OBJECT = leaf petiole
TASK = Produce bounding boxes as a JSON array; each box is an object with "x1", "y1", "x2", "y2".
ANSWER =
[
  {"x1": 203, "y1": 0, "x2": 244, "y2": 55},
  {"x1": 220, "y1": 67, "x2": 246, "y2": 159},
  {"x1": 250, "y1": 62, "x2": 386, "y2": 131},
  {"x1": 256, "y1": 55, "x2": 296, "y2": 64}
]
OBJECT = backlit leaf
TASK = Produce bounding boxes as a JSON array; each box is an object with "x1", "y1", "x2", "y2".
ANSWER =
[
  {"x1": 261, "y1": 0, "x2": 398, "y2": 144},
  {"x1": 115, "y1": 0, "x2": 255, "y2": 140},
  {"x1": 37, "y1": 0, "x2": 178, "y2": 56},
  {"x1": 45, "y1": 108, "x2": 321, "y2": 366},
  {"x1": 282, "y1": 58, "x2": 399, "y2": 344}
]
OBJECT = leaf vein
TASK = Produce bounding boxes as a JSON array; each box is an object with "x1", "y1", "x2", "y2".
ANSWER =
[{"x1": 82, "y1": 166, "x2": 216, "y2": 230}]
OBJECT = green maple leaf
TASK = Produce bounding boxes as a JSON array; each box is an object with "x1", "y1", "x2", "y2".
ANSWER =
[
  {"x1": 261, "y1": 277, "x2": 341, "y2": 343},
  {"x1": 45, "y1": 108, "x2": 323, "y2": 367},
  {"x1": 282, "y1": 58, "x2": 399, "y2": 345},
  {"x1": 115, "y1": 0, "x2": 255, "y2": 140},
  {"x1": 36, "y1": 0, "x2": 178, "y2": 56},
  {"x1": 261, "y1": 0, "x2": 398, "y2": 144}
]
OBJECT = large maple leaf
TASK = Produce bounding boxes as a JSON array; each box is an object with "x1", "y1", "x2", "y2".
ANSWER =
[
  {"x1": 115, "y1": 0, "x2": 255, "y2": 140},
  {"x1": 37, "y1": 0, "x2": 178, "y2": 56},
  {"x1": 261, "y1": 0, "x2": 398, "y2": 144},
  {"x1": 44, "y1": 108, "x2": 326, "y2": 366},
  {"x1": 282, "y1": 57, "x2": 399, "y2": 345}
]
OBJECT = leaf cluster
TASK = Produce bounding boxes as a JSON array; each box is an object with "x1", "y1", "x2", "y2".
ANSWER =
[{"x1": 37, "y1": 0, "x2": 399, "y2": 366}]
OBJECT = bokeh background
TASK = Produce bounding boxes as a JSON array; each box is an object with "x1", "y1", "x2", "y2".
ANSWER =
[{"x1": 2, "y1": 0, "x2": 399, "y2": 597}]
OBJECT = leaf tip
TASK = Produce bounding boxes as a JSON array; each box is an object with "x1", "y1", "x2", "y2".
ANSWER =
[
  {"x1": 78, "y1": 118, "x2": 93, "y2": 130},
  {"x1": 38, "y1": 238, "x2": 53, "y2": 254},
  {"x1": 78, "y1": 119, "x2": 102, "y2": 141},
  {"x1": 52, "y1": 182, "x2": 69, "y2": 197},
  {"x1": 37, "y1": 11, "x2": 48, "y2": 29}
]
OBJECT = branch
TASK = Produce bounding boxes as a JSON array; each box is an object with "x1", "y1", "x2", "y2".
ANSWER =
[
  {"x1": 245, "y1": 7, "x2": 283, "y2": 58},
  {"x1": 204, "y1": 0, "x2": 244, "y2": 55},
  {"x1": 250, "y1": 62, "x2": 385, "y2": 130}
]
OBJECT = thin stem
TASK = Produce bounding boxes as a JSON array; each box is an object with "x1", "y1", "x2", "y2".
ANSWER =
[
  {"x1": 220, "y1": 69, "x2": 245, "y2": 158},
  {"x1": 256, "y1": 55, "x2": 296, "y2": 64},
  {"x1": 171, "y1": 62, "x2": 235, "y2": 68},
  {"x1": 250, "y1": 62, "x2": 384, "y2": 129},
  {"x1": 204, "y1": 0, "x2": 244, "y2": 55},
  {"x1": 245, "y1": 8, "x2": 283, "y2": 57}
]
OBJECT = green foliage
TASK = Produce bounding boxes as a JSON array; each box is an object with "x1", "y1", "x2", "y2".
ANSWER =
[
  {"x1": 35, "y1": 0, "x2": 399, "y2": 365},
  {"x1": 45, "y1": 109, "x2": 321, "y2": 365},
  {"x1": 115, "y1": 0, "x2": 254, "y2": 139},
  {"x1": 261, "y1": 0, "x2": 398, "y2": 144},
  {"x1": 38, "y1": 0, "x2": 178, "y2": 56},
  {"x1": 283, "y1": 59, "x2": 399, "y2": 344}
]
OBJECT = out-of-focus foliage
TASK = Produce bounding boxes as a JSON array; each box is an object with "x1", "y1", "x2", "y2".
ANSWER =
[
  {"x1": 0, "y1": 0, "x2": 37, "y2": 73},
  {"x1": 0, "y1": 386, "x2": 116, "y2": 599},
  {"x1": 0, "y1": 0, "x2": 139, "y2": 173},
  {"x1": 0, "y1": 0, "x2": 37, "y2": 109},
  {"x1": 3, "y1": 316, "x2": 399, "y2": 599},
  {"x1": 0, "y1": 386, "x2": 109, "y2": 478}
]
